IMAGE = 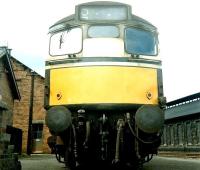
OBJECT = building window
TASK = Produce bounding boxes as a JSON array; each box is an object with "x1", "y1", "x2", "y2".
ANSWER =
[{"x1": 32, "y1": 123, "x2": 43, "y2": 139}]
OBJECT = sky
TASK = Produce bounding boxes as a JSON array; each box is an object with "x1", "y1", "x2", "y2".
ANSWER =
[{"x1": 0, "y1": 0, "x2": 200, "y2": 102}]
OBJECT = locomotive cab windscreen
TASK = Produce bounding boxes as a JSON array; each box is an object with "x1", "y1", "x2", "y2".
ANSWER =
[
  {"x1": 45, "y1": 1, "x2": 166, "y2": 169},
  {"x1": 50, "y1": 27, "x2": 82, "y2": 56},
  {"x1": 48, "y1": 2, "x2": 159, "y2": 58},
  {"x1": 125, "y1": 27, "x2": 158, "y2": 56}
]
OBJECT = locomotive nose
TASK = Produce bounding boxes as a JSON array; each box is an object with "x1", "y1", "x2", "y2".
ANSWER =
[
  {"x1": 135, "y1": 105, "x2": 164, "y2": 134},
  {"x1": 45, "y1": 106, "x2": 72, "y2": 133}
]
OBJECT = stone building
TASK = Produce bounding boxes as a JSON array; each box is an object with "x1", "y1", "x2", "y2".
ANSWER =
[
  {"x1": 0, "y1": 47, "x2": 21, "y2": 153},
  {"x1": 11, "y1": 57, "x2": 51, "y2": 154},
  {"x1": 0, "y1": 47, "x2": 21, "y2": 169}
]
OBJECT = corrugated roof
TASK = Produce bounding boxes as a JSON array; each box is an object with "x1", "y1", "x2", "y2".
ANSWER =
[
  {"x1": 167, "y1": 92, "x2": 200, "y2": 107},
  {"x1": 165, "y1": 92, "x2": 200, "y2": 120}
]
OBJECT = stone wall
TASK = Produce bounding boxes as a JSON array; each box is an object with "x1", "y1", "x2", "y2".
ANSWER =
[
  {"x1": 0, "y1": 58, "x2": 14, "y2": 126},
  {"x1": 11, "y1": 58, "x2": 51, "y2": 153},
  {"x1": 0, "y1": 52, "x2": 21, "y2": 169},
  {"x1": 0, "y1": 56, "x2": 14, "y2": 155},
  {"x1": 32, "y1": 76, "x2": 50, "y2": 152}
]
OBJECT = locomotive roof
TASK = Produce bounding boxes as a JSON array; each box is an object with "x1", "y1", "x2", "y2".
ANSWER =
[
  {"x1": 75, "y1": 1, "x2": 128, "y2": 6},
  {"x1": 49, "y1": 14, "x2": 157, "y2": 32},
  {"x1": 49, "y1": 2, "x2": 157, "y2": 33}
]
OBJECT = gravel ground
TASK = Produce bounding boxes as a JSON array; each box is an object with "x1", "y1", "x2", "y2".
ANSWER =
[
  {"x1": 19, "y1": 154, "x2": 200, "y2": 170},
  {"x1": 143, "y1": 156, "x2": 200, "y2": 170},
  {"x1": 20, "y1": 154, "x2": 66, "y2": 170}
]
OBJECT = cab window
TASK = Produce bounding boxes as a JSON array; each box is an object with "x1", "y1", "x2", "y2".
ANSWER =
[
  {"x1": 49, "y1": 27, "x2": 82, "y2": 56},
  {"x1": 88, "y1": 26, "x2": 119, "y2": 38},
  {"x1": 125, "y1": 28, "x2": 157, "y2": 56}
]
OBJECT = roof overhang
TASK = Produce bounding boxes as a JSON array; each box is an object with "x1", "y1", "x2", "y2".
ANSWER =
[
  {"x1": 0, "y1": 47, "x2": 21, "y2": 100},
  {"x1": 165, "y1": 92, "x2": 200, "y2": 120}
]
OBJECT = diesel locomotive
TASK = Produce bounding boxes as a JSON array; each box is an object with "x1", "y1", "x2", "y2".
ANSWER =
[{"x1": 44, "y1": 1, "x2": 166, "y2": 169}]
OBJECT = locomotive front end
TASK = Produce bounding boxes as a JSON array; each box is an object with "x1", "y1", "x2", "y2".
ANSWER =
[{"x1": 44, "y1": 1, "x2": 166, "y2": 169}]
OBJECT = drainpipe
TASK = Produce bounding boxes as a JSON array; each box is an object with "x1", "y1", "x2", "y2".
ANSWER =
[{"x1": 27, "y1": 70, "x2": 36, "y2": 155}]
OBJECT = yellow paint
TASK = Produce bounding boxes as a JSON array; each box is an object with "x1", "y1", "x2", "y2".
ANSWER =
[{"x1": 49, "y1": 66, "x2": 158, "y2": 105}]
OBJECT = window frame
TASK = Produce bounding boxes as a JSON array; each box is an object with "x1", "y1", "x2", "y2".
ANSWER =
[
  {"x1": 124, "y1": 27, "x2": 158, "y2": 56},
  {"x1": 49, "y1": 26, "x2": 83, "y2": 57},
  {"x1": 87, "y1": 25, "x2": 120, "y2": 38}
]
